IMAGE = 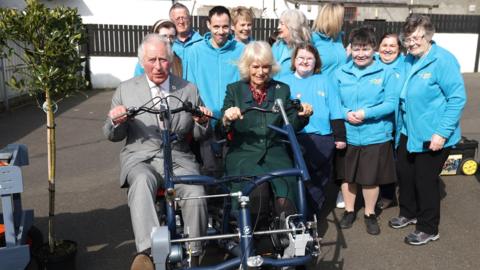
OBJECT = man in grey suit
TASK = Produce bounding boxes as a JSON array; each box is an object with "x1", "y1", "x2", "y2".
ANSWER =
[{"x1": 103, "y1": 34, "x2": 211, "y2": 270}]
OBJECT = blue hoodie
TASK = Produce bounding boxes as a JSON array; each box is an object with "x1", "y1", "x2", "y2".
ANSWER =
[
  {"x1": 172, "y1": 31, "x2": 203, "y2": 78},
  {"x1": 333, "y1": 60, "x2": 400, "y2": 146},
  {"x1": 272, "y1": 40, "x2": 294, "y2": 78},
  {"x1": 278, "y1": 73, "x2": 343, "y2": 135},
  {"x1": 311, "y1": 32, "x2": 347, "y2": 75},
  {"x1": 186, "y1": 33, "x2": 244, "y2": 118},
  {"x1": 397, "y1": 42, "x2": 466, "y2": 152}
]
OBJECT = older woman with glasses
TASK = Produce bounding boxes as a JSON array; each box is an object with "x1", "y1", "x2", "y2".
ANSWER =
[
  {"x1": 278, "y1": 43, "x2": 346, "y2": 216},
  {"x1": 217, "y1": 41, "x2": 313, "y2": 219},
  {"x1": 389, "y1": 14, "x2": 466, "y2": 246},
  {"x1": 272, "y1": 9, "x2": 311, "y2": 77}
]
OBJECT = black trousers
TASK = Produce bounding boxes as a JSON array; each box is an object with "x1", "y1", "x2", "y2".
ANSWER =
[{"x1": 396, "y1": 135, "x2": 450, "y2": 235}]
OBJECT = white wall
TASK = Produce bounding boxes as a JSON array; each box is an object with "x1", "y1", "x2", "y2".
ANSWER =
[
  {"x1": 433, "y1": 33, "x2": 479, "y2": 73},
  {"x1": 89, "y1": 57, "x2": 138, "y2": 89}
]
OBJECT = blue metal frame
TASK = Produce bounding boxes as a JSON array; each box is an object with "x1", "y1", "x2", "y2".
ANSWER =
[{"x1": 149, "y1": 100, "x2": 314, "y2": 270}]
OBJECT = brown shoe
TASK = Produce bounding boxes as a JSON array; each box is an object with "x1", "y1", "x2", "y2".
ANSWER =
[{"x1": 131, "y1": 253, "x2": 154, "y2": 270}]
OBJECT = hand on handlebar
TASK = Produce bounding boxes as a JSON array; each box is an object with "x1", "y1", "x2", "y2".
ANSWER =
[
  {"x1": 298, "y1": 103, "x2": 313, "y2": 117},
  {"x1": 109, "y1": 105, "x2": 128, "y2": 125},
  {"x1": 223, "y1": 106, "x2": 243, "y2": 126},
  {"x1": 193, "y1": 106, "x2": 213, "y2": 124}
]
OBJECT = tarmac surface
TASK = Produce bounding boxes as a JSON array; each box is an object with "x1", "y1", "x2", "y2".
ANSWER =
[{"x1": 1, "y1": 73, "x2": 479, "y2": 270}]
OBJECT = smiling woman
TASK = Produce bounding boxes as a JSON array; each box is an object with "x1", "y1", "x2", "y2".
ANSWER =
[
  {"x1": 276, "y1": 43, "x2": 346, "y2": 214},
  {"x1": 391, "y1": 14, "x2": 467, "y2": 246},
  {"x1": 333, "y1": 26, "x2": 400, "y2": 236},
  {"x1": 231, "y1": 6, "x2": 254, "y2": 44},
  {"x1": 216, "y1": 41, "x2": 312, "y2": 223}
]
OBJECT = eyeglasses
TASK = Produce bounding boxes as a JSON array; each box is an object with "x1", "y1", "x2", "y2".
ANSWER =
[
  {"x1": 402, "y1": 35, "x2": 425, "y2": 45},
  {"x1": 173, "y1": 16, "x2": 188, "y2": 22},
  {"x1": 159, "y1": 34, "x2": 176, "y2": 41},
  {"x1": 296, "y1": 56, "x2": 315, "y2": 63}
]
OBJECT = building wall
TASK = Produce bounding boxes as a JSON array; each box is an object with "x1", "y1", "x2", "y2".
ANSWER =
[
  {"x1": 2, "y1": 0, "x2": 478, "y2": 23},
  {"x1": 1, "y1": 0, "x2": 479, "y2": 90},
  {"x1": 353, "y1": 0, "x2": 480, "y2": 21}
]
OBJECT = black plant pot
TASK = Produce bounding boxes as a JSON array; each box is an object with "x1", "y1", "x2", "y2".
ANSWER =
[{"x1": 33, "y1": 240, "x2": 77, "y2": 270}]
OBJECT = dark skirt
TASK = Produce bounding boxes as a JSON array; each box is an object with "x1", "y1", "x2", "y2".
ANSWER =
[{"x1": 344, "y1": 141, "x2": 397, "y2": 186}]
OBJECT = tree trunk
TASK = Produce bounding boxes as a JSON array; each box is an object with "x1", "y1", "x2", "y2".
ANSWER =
[{"x1": 45, "y1": 90, "x2": 56, "y2": 253}]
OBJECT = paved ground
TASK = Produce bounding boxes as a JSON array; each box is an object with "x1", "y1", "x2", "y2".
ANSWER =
[{"x1": 1, "y1": 73, "x2": 479, "y2": 270}]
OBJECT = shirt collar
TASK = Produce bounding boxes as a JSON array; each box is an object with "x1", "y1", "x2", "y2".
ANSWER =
[{"x1": 145, "y1": 75, "x2": 170, "y2": 93}]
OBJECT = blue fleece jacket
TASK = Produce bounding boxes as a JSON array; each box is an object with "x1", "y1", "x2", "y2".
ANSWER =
[
  {"x1": 272, "y1": 40, "x2": 294, "y2": 78},
  {"x1": 172, "y1": 31, "x2": 203, "y2": 78},
  {"x1": 397, "y1": 42, "x2": 466, "y2": 152},
  {"x1": 185, "y1": 33, "x2": 244, "y2": 118},
  {"x1": 311, "y1": 32, "x2": 347, "y2": 75},
  {"x1": 333, "y1": 60, "x2": 400, "y2": 146},
  {"x1": 278, "y1": 73, "x2": 343, "y2": 135}
]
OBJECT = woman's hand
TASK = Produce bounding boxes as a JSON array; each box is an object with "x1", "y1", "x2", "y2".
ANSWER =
[
  {"x1": 223, "y1": 107, "x2": 242, "y2": 125},
  {"x1": 429, "y1": 134, "x2": 446, "y2": 151},
  {"x1": 347, "y1": 111, "x2": 363, "y2": 124},
  {"x1": 298, "y1": 103, "x2": 313, "y2": 117},
  {"x1": 335, "y1": 141, "x2": 347, "y2": 149},
  {"x1": 353, "y1": 109, "x2": 365, "y2": 121}
]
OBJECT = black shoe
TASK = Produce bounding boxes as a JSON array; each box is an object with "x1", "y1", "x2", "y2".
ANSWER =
[
  {"x1": 339, "y1": 211, "x2": 356, "y2": 229},
  {"x1": 364, "y1": 214, "x2": 380, "y2": 235},
  {"x1": 376, "y1": 197, "x2": 398, "y2": 210}
]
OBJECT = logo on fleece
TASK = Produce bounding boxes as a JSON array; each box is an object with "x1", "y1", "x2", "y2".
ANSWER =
[
  {"x1": 370, "y1": 78, "x2": 383, "y2": 85},
  {"x1": 317, "y1": 90, "x2": 325, "y2": 97},
  {"x1": 419, "y1": 72, "x2": 432, "y2": 79}
]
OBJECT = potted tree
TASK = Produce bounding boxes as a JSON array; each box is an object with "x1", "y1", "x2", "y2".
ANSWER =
[{"x1": 0, "y1": 0, "x2": 88, "y2": 268}]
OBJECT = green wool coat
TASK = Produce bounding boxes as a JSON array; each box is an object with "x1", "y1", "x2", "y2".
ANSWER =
[{"x1": 217, "y1": 79, "x2": 309, "y2": 205}]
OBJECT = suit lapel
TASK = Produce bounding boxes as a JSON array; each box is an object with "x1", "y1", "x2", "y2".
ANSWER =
[
  {"x1": 168, "y1": 75, "x2": 184, "y2": 127},
  {"x1": 135, "y1": 76, "x2": 158, "y2": 126}
]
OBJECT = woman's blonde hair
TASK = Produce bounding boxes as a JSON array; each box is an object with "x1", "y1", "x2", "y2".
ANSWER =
[
  {"x1": 231, "y1": 6, "x2": 254, "y2": 26},
  {"x1": 237, "y1": 41, "x2": 280, "y2": 80},
  {"x1": 313, "y1": 3, "x2": 344, "y2": 40},
  {"x1": 280, "y1": 9, "x2": 311, "y2": 48}
]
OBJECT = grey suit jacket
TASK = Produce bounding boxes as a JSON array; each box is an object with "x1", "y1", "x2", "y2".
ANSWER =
[{"x1": 103, "y1": 74, "x2": 211, "y2": 187}]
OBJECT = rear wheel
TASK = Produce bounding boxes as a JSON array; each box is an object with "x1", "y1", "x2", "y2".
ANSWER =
[{"x1": 461, "y1": 158, "x2": 478, "y2": 176}]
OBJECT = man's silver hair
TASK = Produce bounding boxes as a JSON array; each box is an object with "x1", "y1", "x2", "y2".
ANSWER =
[{"x1": 137, "y1": 34, "x2": 174, "y2": 67}]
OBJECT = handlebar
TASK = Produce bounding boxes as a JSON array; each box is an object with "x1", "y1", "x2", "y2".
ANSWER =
[
  {"x1": 239, "y1": 99, "x2": 303, "y2": 116},
  {"x1": 113, "y1": 96, "x2": 218, "y2": 122}
]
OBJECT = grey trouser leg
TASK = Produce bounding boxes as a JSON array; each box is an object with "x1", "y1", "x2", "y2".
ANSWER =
[
  {"x1": 150, "y1": 158, "x2": 208, "y2": 255},
  {"x1": 174, "y1": 183, "x2": 208, "y2": 254},
  {"x1": 126, "y1": 162, "x2": 160, "y2": 253}
]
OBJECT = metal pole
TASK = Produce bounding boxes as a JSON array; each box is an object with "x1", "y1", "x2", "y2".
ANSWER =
[{"x1": 170, "y1": 227, "x2": 306, "y2": 243}]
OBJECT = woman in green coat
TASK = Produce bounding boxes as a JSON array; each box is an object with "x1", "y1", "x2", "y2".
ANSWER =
[{"x1": 217, "y1": 41, "x2": 312, "y2": 217}]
